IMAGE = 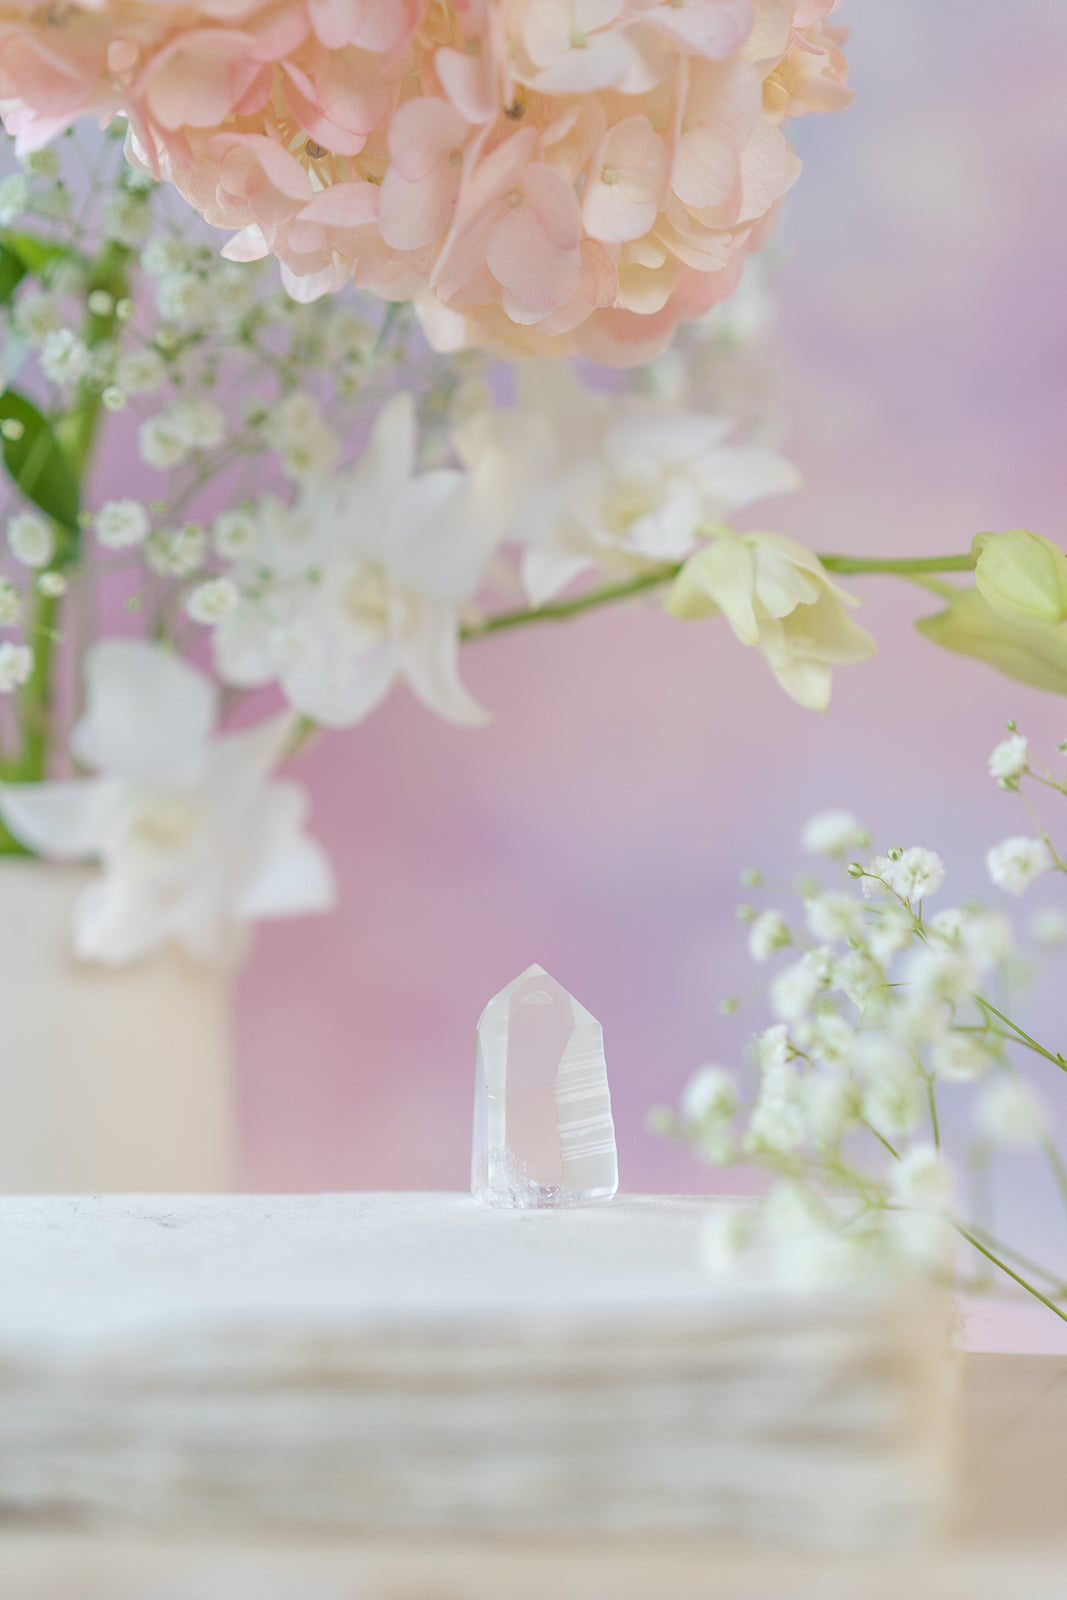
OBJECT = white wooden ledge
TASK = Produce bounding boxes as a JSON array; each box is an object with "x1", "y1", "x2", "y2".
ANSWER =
[{"x1": 0, "y1": 1193, "x2": 959, "y2": 1576}]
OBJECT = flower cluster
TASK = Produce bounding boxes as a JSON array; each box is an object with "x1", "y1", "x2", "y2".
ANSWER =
[
  {"x1": 454, "y1": 360, "x2": 800, "y2": 601},
  {"x1": 0, "y1": 639, "x2": 335, "y2": 964},
  {"x1": 0, "y1": 126, "x2": 880, "y2": 966},
  {"x1": 652, "y1": 728, "x2": 1067, "y2": 1308},
  {"x1": 0, "y1": 0, "x2": 851, "y2": 361}
]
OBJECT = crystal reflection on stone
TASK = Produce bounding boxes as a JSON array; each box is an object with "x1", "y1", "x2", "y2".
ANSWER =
[{"x1": 472, "y1": 964, "x2": 618, "y2": 1209}]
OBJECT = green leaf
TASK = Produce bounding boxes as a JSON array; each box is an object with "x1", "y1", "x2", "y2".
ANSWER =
[
  {"x1": 0, "y1": 389, "x2": 79, "y2": 533},
  {"x1": 0, "y1": 243, "x2": 26, "y2": 305},
  {"x1": 3, "y1": 231, "x2": 71, "y2": 281}
]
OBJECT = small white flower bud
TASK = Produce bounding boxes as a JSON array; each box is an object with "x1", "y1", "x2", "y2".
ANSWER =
[
  {"x1": 986, "y1": 836, "x2": 1053, "y2": 896},
  {"x1": 169, "y1": 398, "x2": 226, "y2": 452},
  {"x1": 748, "y1": 909, "x2": 791, "y2": 961},
  {"x1": 115, "y1": 347, "x2": 165, "y2": 396},
  {"x1": 186, "y1": 576, "x2": 239, "y2": 625},
  {"x1": 974, "y1": 1077, "x2": 1049, "y2": 1148},
  {"x1": 40, "y1": 327, "x2": 91, "y2": 386},
  {"x1": 7, "y1": 511, "x2": 54, "y2": 569},
  {"x1": 988, "y1": 732, "x2": 1029, "y2": 781},
  {"x1": 145, "y1": 524, "x2": 207, "y2": 577},
  {"x1": 0, "y1": 639, "x2": 33, "y2": 691},
  {"x1": 680, "y1": 1066, "x2": 738, "y2": 1126},
  {"x1": 882, "y1": 846, "x2": 945, "y2": 901},
  {"x1": 800, "y1": 809, "x2": 867, "y2": 857},
  {"x1": 138, "y1": 414, "x2": 189, "y2": 470},
  {"x1": 13, "y1": 291, "x2": 62, "y2": 347},
  {"x1": 95, "y1": 499, "x2": 149, "y2": 551}
]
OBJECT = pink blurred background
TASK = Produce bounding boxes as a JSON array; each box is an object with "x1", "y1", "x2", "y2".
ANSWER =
[
  {"x1": 226, "y1": 0, "x2": 1067, "y2": 1186},
  {"x1": 86, "y1": 2, "x2": 1067, "y2": 1340}
]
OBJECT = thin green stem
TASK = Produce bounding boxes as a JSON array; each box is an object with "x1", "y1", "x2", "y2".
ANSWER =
[
  {"x1": 975, "y1": 996, "x2": 1067, "y2": 1074},
  {"x1": 862, "y1": 1120, "x2": 900, "y2": 1161},
  {"x1": 966, "y1": 1223, "x2": 1067, "y2": 1294},
  {"x1": 926, "y1": 1077, "x2": 941, "y2": 1149},
  {"x1": 817, "y1": 553, "x2": 974, "y2": 576},
  {"x1": 461, "y1": 552, "x2": 977, "y2": 645},
  {"x1": 283, "y1": 714, "x2": 321, "y2": 763},
  {"x1": 1044, "y1": 1138, "x2": 1067, "y2": 1221},
  {"x1": 955, "y1": 1223, "x2": 1067, "y2": 1323},
  {"x1": 9, "y1": 239, "x2": 131, "y2": 796},
  {"x1": 461, "y1": 564, "x2": 679, "y2": 642}
]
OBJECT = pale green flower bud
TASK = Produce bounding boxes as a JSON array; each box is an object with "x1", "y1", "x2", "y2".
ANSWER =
[
  {"x1": 916, "y1": 587, "x2": 1067, "y2": 695},
  {"x1": 974, "y1": 529, "x2": 1067, "y2": 625}
]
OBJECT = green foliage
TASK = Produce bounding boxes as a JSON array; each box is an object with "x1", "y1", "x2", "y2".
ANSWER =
[
  {"x1": 0, "y1": 231, "x2": 72, "y2": 302},
  {"x1": 4, "y1": 232, "x2": 70, "y2": 278},
  {"x1": 0, "y1": 390, "x2": 79, "y2": 534},
  {"x1": 0, "y1": 242, "x2": 26, "y2": 305}
]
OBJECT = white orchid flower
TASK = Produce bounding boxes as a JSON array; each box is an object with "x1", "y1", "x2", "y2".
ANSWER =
[
  {"x1": 213, "y1": 392, "x2": 497, "y2": 727},
  {"x1": 667, "y1": 527, "x2": 877, "y2": 710},
  {"x1": 0, "y1": 640, "x2": 335, "y2": 966},
  {"x1": 453, "y1": 363, "x2": 799, "y2": 606}
]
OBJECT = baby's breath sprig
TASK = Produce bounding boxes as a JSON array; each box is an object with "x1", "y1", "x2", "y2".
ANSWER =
[{"x1": 652, "y1": 739, "x2": 1067, "y2": 1319}]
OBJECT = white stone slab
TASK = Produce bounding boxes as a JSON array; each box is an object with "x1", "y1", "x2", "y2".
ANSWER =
[{"x1": 0, "y1": 1193, "x2": 956, "y2": 1548}]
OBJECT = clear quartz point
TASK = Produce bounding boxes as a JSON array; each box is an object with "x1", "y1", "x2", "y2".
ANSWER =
[{"x1": 471, "y1": 963, "x2": 618, "y2": 1209}]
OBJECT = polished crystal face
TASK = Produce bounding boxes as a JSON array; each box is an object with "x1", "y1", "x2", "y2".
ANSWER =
[{"x1": 472, "y1": 964, "x2": 618, "y2": 1209}]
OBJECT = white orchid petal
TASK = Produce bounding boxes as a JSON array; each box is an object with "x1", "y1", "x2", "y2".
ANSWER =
[
  {"x1": 672, "y1": 535, "x2": 759, "y2": 643},
  {"x1": 522, "y1": 546, "x2": 598, "y2": 606},
  {"x1": 72, "y1": 873, "x2": 167, "y2": 965},
  {"x1": 695, "y1": 447, "x2": 802, "y2": 510},
  {"x1": 400, "y1": 601, "x2": 490, "y2": 726},
  {"x1": 0, "y1": 777, "x2": 121, "y2": 860},
  {"x1": 199, "y1": 713, "x2": 296, "y2": 814},
  {"x1": 71, "y1": 640, "x2": 217, "y2": 787},
  {"x1": 166, "y1": 885, "x2": 247, "y2": 967},
  {"x1": 281, "y1": 631, "x2": 396, "y2": 727},
  {"x1": 389, "y1": 475, "x2": 499, "y2": 600},
  {"x1": 235, "y1": 783, "x2": 337, "y2": 920},
  {"x1": 213, "y1": 602, "x2": 283, "y2": 689},
  {"x1": 362, "y1": 390, "x2": 416, "y2": 495}
]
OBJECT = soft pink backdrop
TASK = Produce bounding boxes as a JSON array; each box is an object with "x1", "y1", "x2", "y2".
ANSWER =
[
  {"x1": 222, "y1": 1, "x2": 1067, "y2": 1213},
  {"x1": 76, "y1": 4, "x2": 1066, "y2": 1341}
]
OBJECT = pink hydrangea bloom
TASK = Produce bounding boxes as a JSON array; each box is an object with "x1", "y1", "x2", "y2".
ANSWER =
[{"x1": 0, "y1": 0, "x2": 852, "y2": 361}]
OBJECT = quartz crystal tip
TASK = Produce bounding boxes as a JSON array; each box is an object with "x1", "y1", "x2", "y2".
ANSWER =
[{"x1": 471, "y1": 963, "x2": 618, "y2": 1210}]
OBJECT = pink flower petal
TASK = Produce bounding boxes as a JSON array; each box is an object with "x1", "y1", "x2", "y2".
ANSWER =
[
  {"x1": 139, "y1": 31, "x2": 261, "y2": 131},
  {"x1": 307, "y1": 0, "x2": 417, "y2": 53},
  {"x1": 380, "y1": 165, "x2": 463, "y2": 250},
  {"x1": 387, "y1": 95, "x2": 469, "y2": 181},
  {"x1": 486, "y1": 164, "x2": 581, "y2": 313},
  {"x1": 642, "y1": 0, "x2": 754, "y2": 61},
  {"x1": 582, "y1": 114, "x2": 667, "y2": 242},
  {"x1": 315, "y1": 46, "x2": 393, "y2": 137},
  {"x1": 435, "y1": 45, "x2": 496, "y2": 125},
  {"x1": 792, "y1": 0, "x2": 836, "y2": 25}
]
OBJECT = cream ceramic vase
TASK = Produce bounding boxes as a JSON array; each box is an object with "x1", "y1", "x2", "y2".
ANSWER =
[{"x1": 0, "y1": 859, "x2": 235, "y2": 1192}]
